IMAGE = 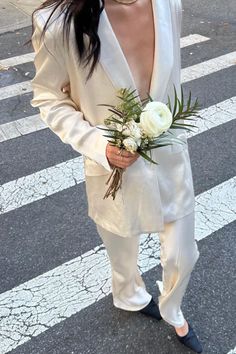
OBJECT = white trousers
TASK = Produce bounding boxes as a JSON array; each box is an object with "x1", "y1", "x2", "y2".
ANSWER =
[{"x1": 96, "y1": 211, "x2": 200, "y2": 327}]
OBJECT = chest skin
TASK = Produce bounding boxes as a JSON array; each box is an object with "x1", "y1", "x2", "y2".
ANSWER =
[{"x1": 104, "y1": 0, "x2": 155, "y2": 100}]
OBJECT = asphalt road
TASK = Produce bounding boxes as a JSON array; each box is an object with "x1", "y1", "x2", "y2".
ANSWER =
[{"x1": 0, "y1": 1, "x2": 235, "y2": 353}]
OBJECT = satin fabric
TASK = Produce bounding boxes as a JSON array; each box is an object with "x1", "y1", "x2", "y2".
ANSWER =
[
  {"x1": 96, "y1": 211, "x2": 199, "y2": 327},
  {"x1": 31, "y1": 0, "x2": 195, "y2": 236}
]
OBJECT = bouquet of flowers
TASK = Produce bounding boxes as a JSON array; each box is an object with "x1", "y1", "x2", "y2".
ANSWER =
[{"x1": 97, "y1": 86, "x2": 200, "y2": 200}]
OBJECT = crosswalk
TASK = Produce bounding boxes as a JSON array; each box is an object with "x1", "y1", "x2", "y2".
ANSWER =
[
  {"x1": 1, "y1": 51, "x2": 235, "y2": 101},
  {"x1": 0, "y1": 176, "x2": 235, "y2": 352},
  {"x1": 0, "y1": 26, "x2": 235, "y2": 354}
]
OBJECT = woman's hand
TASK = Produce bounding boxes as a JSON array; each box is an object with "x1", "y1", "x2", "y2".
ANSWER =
[{"x1": 106, "y1": 143, "x2": 140, "y2": 169}]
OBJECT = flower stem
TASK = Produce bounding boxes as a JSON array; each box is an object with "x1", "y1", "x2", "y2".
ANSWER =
[{"x1": 103, "y1": 167, "x2": 124, "y2": 200}]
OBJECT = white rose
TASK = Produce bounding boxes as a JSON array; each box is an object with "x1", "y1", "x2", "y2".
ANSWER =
[
  {"x1": 123, "y1": 137, "x2": 138, "y2": 153},
  {"x1": 140, "y1": 102, "x2": 172, "y2": 138}
]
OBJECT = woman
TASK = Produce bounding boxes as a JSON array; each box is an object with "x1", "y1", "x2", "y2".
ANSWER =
[{"x1": 30, "y1": 0, "x2": 203, "y2": 352}]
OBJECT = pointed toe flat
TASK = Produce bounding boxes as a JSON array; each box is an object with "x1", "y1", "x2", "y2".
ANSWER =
[
  {"x1": 176, "y1": 322, "x2": 203, "y2": 353},
  {"x1": 139, "y1": 297, "x2": 162, "y2": 321}
]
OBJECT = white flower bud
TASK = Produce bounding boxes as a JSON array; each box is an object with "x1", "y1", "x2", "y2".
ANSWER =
[
  {"x1": 123, "y1": 137, "x2": 138, "y2": 153},
  {"x1": 123, "y1": 120, "x2": 142, "y2": 141}
]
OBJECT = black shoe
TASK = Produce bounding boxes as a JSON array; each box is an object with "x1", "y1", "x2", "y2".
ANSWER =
[
  {"x1": 139, "y1": 297, "x2": 162, "y2": 321},
  {"x1": 176, "y1": 322, "x2": 203, "y2": 353}
]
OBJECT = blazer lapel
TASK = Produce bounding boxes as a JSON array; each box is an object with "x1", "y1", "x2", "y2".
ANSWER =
[
  {"x1": 149, "y1": 0, "x2": 174, "y2": 101},
  {"x1": 98, "y1": 8, "x2": 136, "y2": 94},
  {"x1": 98, "y1": 0, "x2": 174, "y2": 102}
]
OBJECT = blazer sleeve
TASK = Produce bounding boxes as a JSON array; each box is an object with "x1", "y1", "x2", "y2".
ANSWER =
[{"x1": 30, "y1": 12, "x2": 112, "y2": 172}]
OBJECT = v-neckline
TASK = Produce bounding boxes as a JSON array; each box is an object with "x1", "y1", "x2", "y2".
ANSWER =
[{"x1": 103, "y1": 0, "x2": 158, "y2": 102}]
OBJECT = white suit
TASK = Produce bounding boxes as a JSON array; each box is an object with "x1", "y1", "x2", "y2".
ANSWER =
[
  {"x1": 31, "y1": 0, "x2": 200, "y2": 327},
  {"x1": 31, "y1": 0, "x2": 195, "y2": 238}
]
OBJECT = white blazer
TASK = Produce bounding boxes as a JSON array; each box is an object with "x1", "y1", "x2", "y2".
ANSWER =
[{"x1": 31, "y1": 0, "x2": 195, "y2": 237}]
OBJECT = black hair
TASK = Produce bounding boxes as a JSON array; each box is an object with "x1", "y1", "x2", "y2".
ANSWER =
[{"x1": 30, "y1": 0, "x2": 104, "y2": 78}]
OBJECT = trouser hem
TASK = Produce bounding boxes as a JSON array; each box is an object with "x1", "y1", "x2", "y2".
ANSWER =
[
  {"x1": 113, "y1": 294, "x2": 152, "y2": 312},
  {"x1": 160, "y1": 313, "x2": 185, "y2": 328}
]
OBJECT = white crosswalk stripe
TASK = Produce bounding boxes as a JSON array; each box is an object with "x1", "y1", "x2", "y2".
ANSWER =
[
  {"x1": 0, "y1": 31, "x2": 235, "y2": 354},
  {"x1": 0, "y1": 96, "x2": 235, "y2": 214},
  {"x1": 180, "y1": 34, "x2": 210, "y2": 48},
  {"x1": 0, "y1": 52, "x2": 34, "y2": 67},
  {"x1": 227, "y1": 348, "x2": 236, "y2": 354},
  {"x1": 0, "y1": 176, "x2": 235, "y2": 354},
  {"x1": 0, "y1": 156, "x2": 84, "y2": 214},
  {"x1": 0, "y1": 34, "x2": 210, "y2": 69},
  {"x1": 181, "y1": 51, "x2": 236, "y2": 82},
  {"x1": 0, "y1": 114, "x2": 42, "y2": 142},
  {"x1": 0, "y1": 81, "x2": 32, "y2": 100},
  {"x1": 187, "y1": 96, "x2": 236, "y2": 138}
]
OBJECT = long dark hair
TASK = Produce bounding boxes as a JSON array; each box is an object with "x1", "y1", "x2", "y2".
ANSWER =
[{"x1": 31, "y1": 0, "x2": 104, "y2": 78}]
